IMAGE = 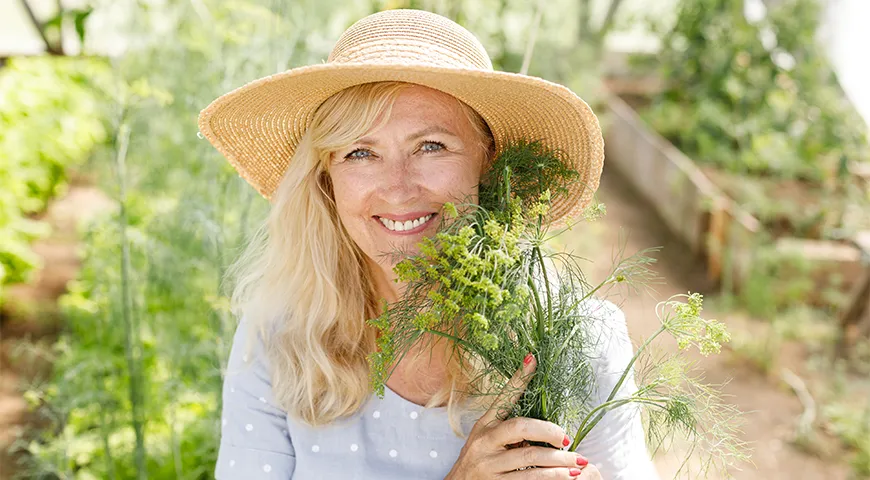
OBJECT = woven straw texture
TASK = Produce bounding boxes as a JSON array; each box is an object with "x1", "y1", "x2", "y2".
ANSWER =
[{"x1": 198, "y1": 9, "x2": 604, "y2": 223}]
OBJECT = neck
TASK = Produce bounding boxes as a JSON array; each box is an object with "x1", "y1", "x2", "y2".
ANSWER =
[{"x1": 367, "y1": 258, "x2": 450, "y2": 405}]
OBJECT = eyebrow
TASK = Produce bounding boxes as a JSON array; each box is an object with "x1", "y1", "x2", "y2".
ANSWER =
[{"x1": 355, "y1": 125, "x2": 459, "y2": 146}]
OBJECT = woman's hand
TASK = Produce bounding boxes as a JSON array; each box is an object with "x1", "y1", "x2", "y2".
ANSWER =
[{"x1": 445, "y1": 354, "x2": 593, "y2": 479}]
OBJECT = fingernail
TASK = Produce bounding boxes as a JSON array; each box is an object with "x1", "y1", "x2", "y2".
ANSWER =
[
  {"x1": 562, "y1": 434, "x2": 570, "y2": 447},
  {"x1": 569, "y1": 468, "x2": 582, "y2": 476},
  {"x1": 576, "y1": 455, "x2": 588, "y2": 466},
  {"x1": 523, "y1": 353, "x2": 534, "y2": 366}
]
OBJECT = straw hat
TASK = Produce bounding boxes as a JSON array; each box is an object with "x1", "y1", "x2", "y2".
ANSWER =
[{"x1": 198, "y1": 8, "x2": 603, "y2": 223}]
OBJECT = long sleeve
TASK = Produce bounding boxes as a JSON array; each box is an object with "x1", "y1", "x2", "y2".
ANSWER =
[
  {"x1": 215, "y1": 319, "x2": 297, "y2": 478},
  {"x1": 575, "y1": 300, "x2": 660, "y2": 480}
]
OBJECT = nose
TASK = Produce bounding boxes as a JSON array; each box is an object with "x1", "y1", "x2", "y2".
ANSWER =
[{"x1": 378, "y1": 155, "x2": 419, "y2": 204}]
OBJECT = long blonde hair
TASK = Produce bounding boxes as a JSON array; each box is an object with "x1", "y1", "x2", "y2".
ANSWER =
[{"x1": 227, "y1": 81, "x2": 495, "y2": 436}]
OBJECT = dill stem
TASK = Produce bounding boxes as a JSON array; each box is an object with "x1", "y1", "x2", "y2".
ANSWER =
[
  {"x1": 570, "y1": 395, "x2": 669, "y2": 449},
  {"x1": 560, "y1": 274, "x2": 614, "y2": 323},
  {"x1": 552, "y1": 275, "x2": 617, "y2": 359},
  {"x1": 534, "y1": 246, "x2": 553, "y2": 332},
  {"x1": 568, "y1": 324, "x2": 668, "y2": 450},
  {"x1": 528, "y1": 275, "x2": 545, "y2": 341}
]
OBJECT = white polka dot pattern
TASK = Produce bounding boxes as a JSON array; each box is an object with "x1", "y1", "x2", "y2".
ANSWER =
[{"x1": 213, "y1": 300, "x2": 654, "y2": 479}]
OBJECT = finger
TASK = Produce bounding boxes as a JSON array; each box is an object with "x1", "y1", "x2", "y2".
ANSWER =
[
  {"x1": 499, "y1": 467, "x2": 585, "y2": 479},
  {"x1": 576, "y1": 463, "x2": 601, "y2": 479},
  {"x1": 497, "y1": 446, "x2": 589, "y2": 471},
  {"x1": 479, "y1": 353, "x2": 536, "y2": 426},
  {"x1": 490, "y1": 417, "x2": 568, "y2": 450}
]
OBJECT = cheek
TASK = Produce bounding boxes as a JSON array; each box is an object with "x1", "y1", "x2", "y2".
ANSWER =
[
  {"x1": 330, "y1": 173, "x2": 370, "y2": 224},
  {"x1": 430, "y1": 161, "x2": 481, "y2": 199}
]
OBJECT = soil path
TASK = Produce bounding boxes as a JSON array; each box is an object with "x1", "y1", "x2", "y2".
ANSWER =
[
  {"x1": 0, "y1": 184, "x2": 113, "y2": 480},
  {"x1": 559, "y1": 167, "x2": 852, "y2": 479}
]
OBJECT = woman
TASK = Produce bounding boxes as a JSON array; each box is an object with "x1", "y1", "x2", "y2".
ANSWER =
[{"x1": 199, "y1": 9, "x2": 658, "y2": 480}]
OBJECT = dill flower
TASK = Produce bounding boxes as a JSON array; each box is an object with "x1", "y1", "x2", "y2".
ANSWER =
[{"x1": 367, "y1": 140, "x2": 748, "y2": 477}]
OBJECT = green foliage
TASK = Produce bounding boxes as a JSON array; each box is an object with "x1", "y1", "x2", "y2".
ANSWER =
[
  {"x1": 738, "y1": 245, "x2": 814, "y2": 317},
  {"x1": 13, "y1": 0, "x2": 327, "y2": 476},
  {"x1": 369, "y1": 142, "x2": 747, "y2": 476},
  {"x1": 824, "y1": 400, "x2": 870, "y2": 477},
  {"x1": 645, "y1": 0, "x2": 869, "y2": 182},
  {"x1": 479, "y1": 140, "x2": 581, "y2": 216},
  {"x1": 0, "y1": 57, "x2": 112, "y2": 301}
]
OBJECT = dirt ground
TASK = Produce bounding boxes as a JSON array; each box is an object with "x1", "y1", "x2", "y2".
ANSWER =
[
  {"x1": 0, "y1": 184, "x2": 114, "y2": 480},
  {"x1": 0, "y1": 169, "x2": 857, "y2": 479},
  {"x1": 558, "y1": 167, "x2": 855, "y2": 479}
]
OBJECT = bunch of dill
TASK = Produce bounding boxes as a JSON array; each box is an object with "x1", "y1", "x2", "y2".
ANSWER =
[{"x1": 368, "y1": 140, "x2": 747, "y2": 476}]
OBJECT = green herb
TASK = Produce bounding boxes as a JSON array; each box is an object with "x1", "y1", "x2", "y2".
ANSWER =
[{"x1": 369, "y1": 141, "x2": 748, "y2": 475}]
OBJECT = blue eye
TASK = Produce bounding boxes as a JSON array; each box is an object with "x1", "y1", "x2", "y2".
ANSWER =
[
  {"x1": 421, "y1": 141, "x2": 446, "y2": 152},
  {"x1": 341, "y1": 141, "x2": 445, "y2": 161},
  {"x1": 344, "y1": 148, "x2": 371, "y2": 160}
]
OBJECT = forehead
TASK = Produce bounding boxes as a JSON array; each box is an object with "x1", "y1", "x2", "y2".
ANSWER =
[{"x1": 379, "y1": 85, "x2": 470, "y2": 132}]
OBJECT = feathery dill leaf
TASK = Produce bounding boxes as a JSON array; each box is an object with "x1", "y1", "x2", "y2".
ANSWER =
[{"x1": 366, "y1": 141, "x2": 748, "y2": 477}]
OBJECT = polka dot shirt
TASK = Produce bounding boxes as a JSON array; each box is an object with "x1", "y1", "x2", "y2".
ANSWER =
[{"x1": 215, "y1": 300, "x2": 660, "y2": 479}]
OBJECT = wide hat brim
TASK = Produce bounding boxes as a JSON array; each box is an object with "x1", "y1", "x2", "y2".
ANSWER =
[{"x1": 198, "y1": 62, "x2": 604, "y2": 224}]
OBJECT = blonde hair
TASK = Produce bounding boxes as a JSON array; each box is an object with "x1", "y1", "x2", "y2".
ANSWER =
[{"x1": 227, "y1": 81, "x2": 495, "y2": 436}]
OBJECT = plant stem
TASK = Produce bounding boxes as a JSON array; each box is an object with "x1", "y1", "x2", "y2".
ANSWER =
[
  {"x1": 520, "y1": 0, "x2": 545, "y2": 75},
  {"x1": 528, "y1": 275, "x2": 545, "y2": 341},
  {"x1": 19, "y1": 0, "x2": 64, "y2": 55},
  {"x1": 533, "y1": 246, "x2": 554, "y2": 418},
  {"x1": 568, "y1": 325, "x2": 668, "y2": 450},
  {"x1": 596, "y1": 0, "x2": 627, "y2": 42},
  {"x1": 535, "y1": 246, "x2": 553, "y2": 332},
  {"x1": 98, "y1": 407, "x2": 116, "y2": 480},
  {"x1": 115, "y1": 120, "x2": 147, "y2": 479},
  {"x1": 571, "y1": 395, "x2": 668, "y2": 449}
]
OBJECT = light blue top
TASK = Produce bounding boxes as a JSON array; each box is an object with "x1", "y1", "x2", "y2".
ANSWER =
[{"x1": 215, "y1": 300, "x2": 660, "y2": 479}]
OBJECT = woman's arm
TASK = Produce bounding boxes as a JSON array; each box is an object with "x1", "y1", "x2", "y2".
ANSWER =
[
  {"x1": 215, "y1": 318, "x2": 297, "y2": 478},
  {"x1": 576, "y1": 300, "x2": 661, "y2": 480}
]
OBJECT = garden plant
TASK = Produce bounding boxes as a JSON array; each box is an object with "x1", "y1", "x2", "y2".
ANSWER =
[{"x1": 369, "y1": 141, "x2": 747, "y2": 476}]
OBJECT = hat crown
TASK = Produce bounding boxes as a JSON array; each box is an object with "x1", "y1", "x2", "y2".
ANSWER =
[{"x1": 328, "y1": 9, "x2": 493, "y2": 71}]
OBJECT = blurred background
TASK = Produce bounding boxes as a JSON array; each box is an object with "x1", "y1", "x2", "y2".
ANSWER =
[{"x1": 0, "y1": 0, "x2": 868, "y2": 478}]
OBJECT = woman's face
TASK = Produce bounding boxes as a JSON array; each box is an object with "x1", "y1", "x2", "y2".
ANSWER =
[{"x1": 329, "y1": 85, "x2": 487, "y2": 277}]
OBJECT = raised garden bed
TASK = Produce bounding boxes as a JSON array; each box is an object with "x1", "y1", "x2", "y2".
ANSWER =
[{"x1": 602, "y1": 93, "x2": 865, "y2": 307}]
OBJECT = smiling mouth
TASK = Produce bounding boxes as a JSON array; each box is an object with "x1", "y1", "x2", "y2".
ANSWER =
[{"x1": 375, "y1": 213, "x2": 436, "y2": 233}]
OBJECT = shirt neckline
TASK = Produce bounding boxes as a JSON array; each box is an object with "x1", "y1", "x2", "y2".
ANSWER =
[{"x1": 383, "y1": 383, "x2": 448, "y2": 413}]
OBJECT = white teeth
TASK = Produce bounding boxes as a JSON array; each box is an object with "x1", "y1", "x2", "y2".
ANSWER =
[{"x1": 379, "y1": 214, "x2": 432, "y2": 232}]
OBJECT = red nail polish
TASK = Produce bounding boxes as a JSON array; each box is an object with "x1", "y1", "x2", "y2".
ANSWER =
[
  {"x1": 523, "y1": 353, "x2": 534, "y2": 366},
  {"x1": 576, "y1": 456, "x2": 588, "y2": 466},
  {"x1": 569, "y1": 468, "x2": 582, "y2": 476},
  {"x1": 562, "y1": 435, "x2": 570, "y2": 447}
]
